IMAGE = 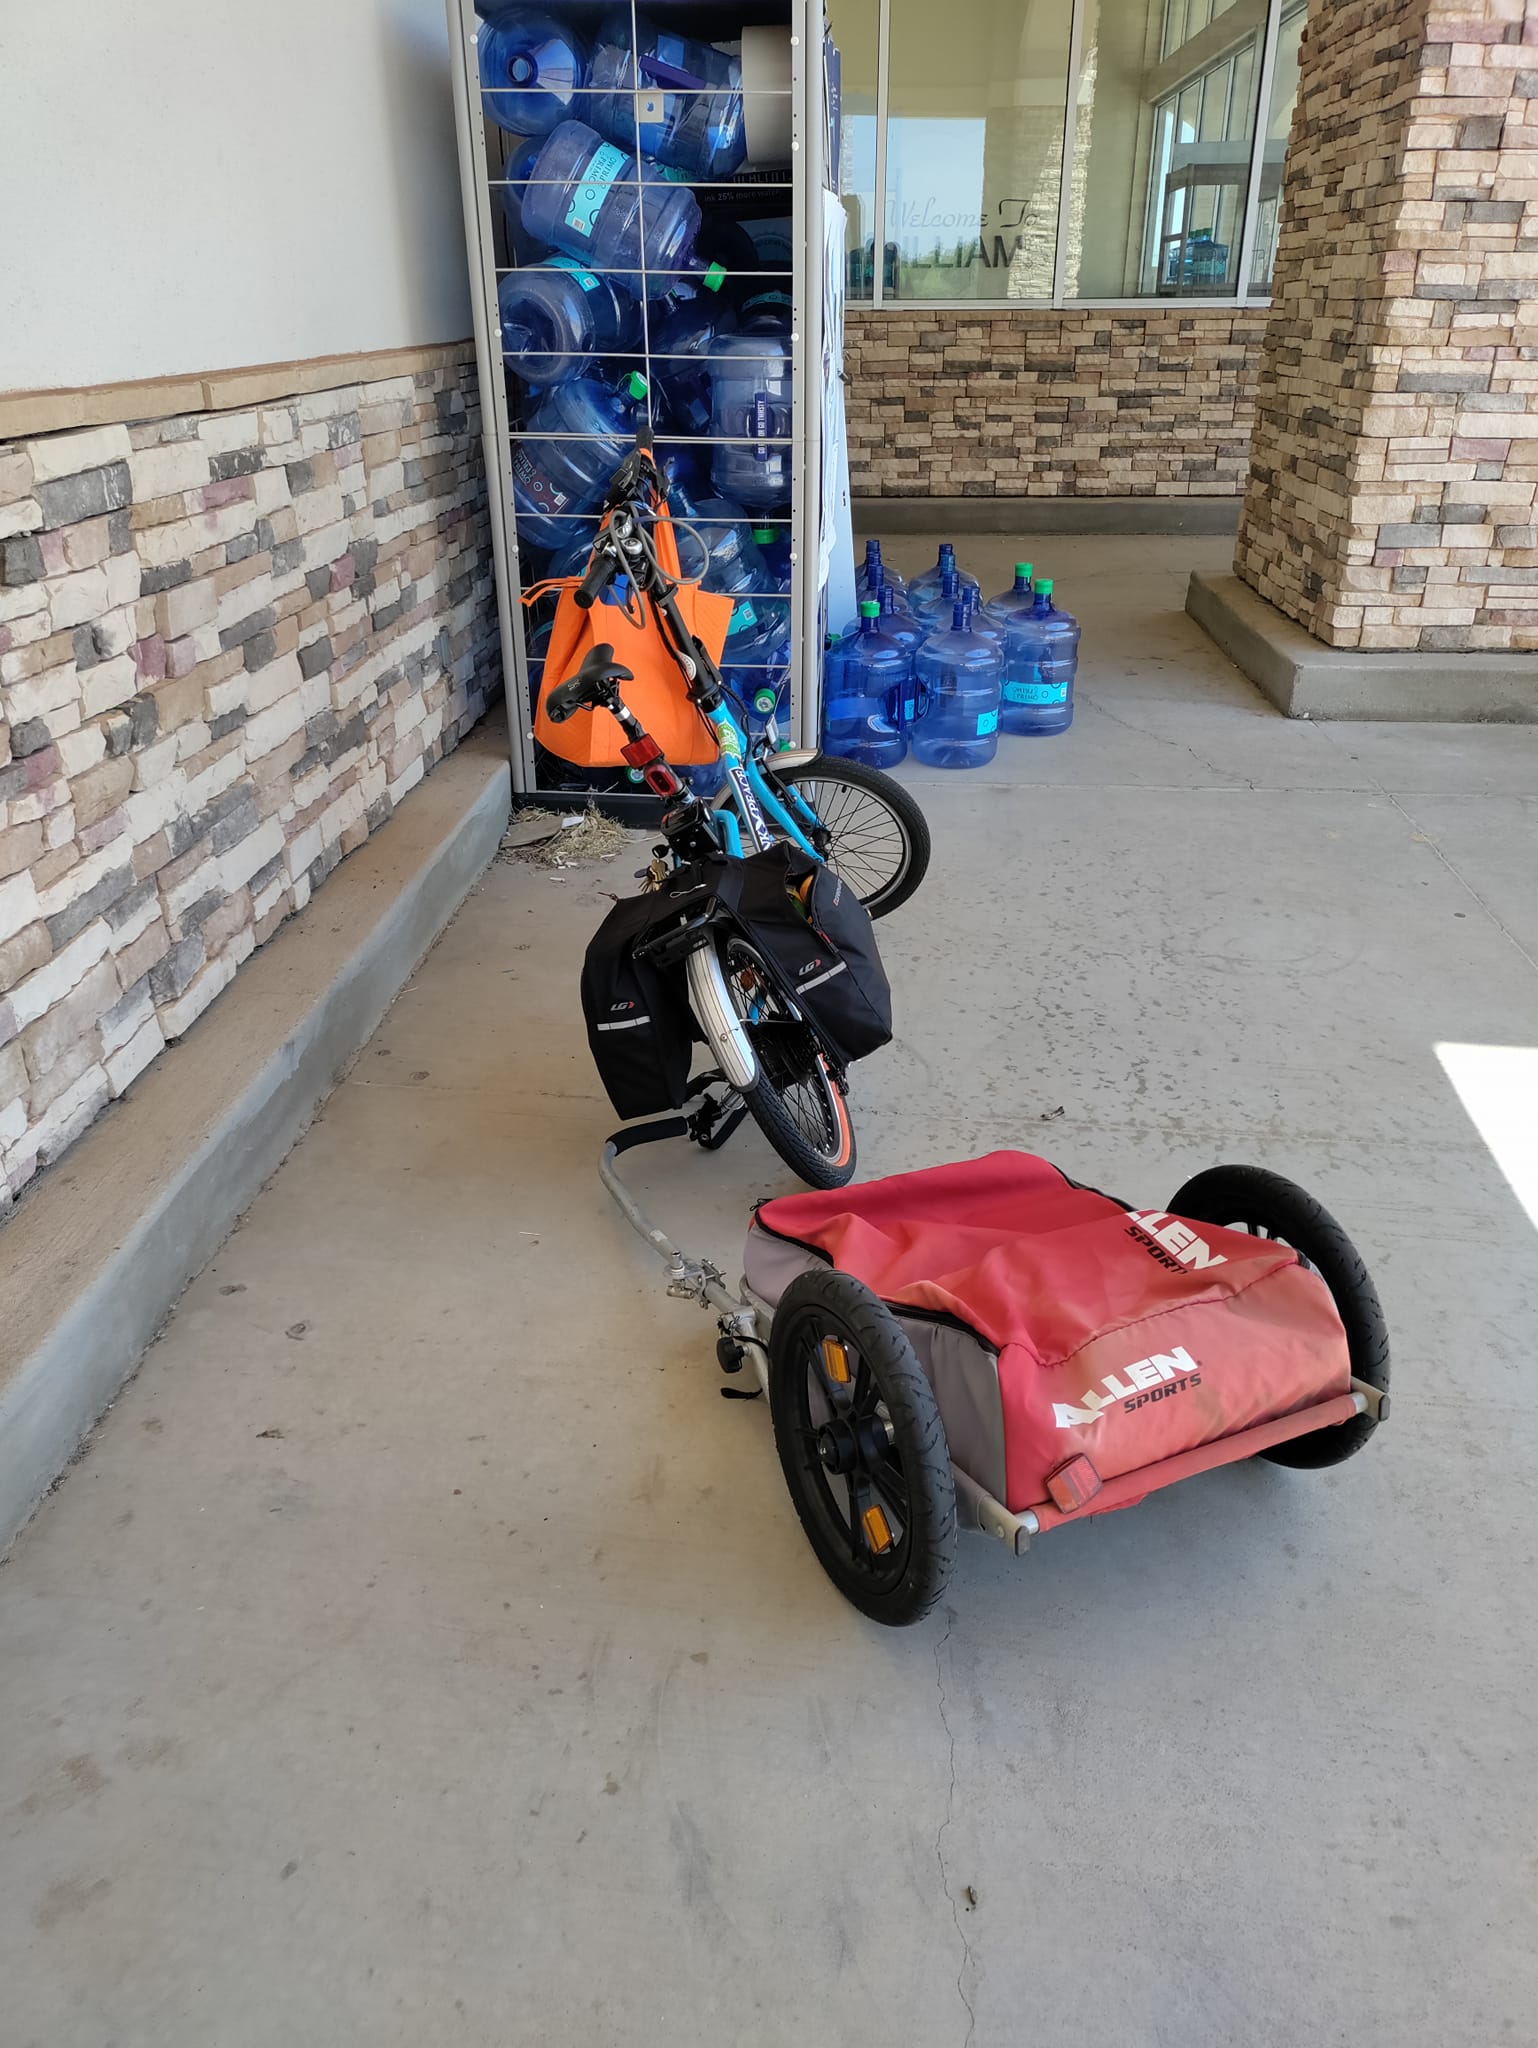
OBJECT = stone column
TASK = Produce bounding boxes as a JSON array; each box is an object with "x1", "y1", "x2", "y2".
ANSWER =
[{"x1": 1235, "y1": 0, "x2": 1538, "y2": 652}]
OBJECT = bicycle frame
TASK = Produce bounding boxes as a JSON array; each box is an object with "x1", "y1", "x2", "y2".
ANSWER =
[{"x1": 699, "y1": 701, "x2": 824, "y2": 863}]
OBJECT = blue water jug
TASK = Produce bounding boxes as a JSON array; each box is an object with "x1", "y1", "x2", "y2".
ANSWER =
[
  {"x1": 1166, "y1": 229, "x2": 1230, "y2": 290},
  {"x1": 479, "y1": 9, "x2": 587, "y2": 136},
  {"x1": 837, "y1": 583, "x2": 912, "y2": 652},
  {"x1": 644, "y1": 477, "x2": 709, "y2": 581},
  {"x1": 877, "y1": 584, "x2": 924, "y2": 669},
  {"x1": 651, "y1": 275, "x2": 733, "y2": 436},
  {"x1": 498, "y1": 259, "x2": 640, "y2": 386},
  {"x1": 522, "y1": 120, "x2": 701, "y2": 296},
  {"x1": 908, "y1": 542, "x2": 980, "y2": 612},
  {"x1": 696, "y1": 215, "x2": 763, "y2": 301},
  {"x1": 689, "y1": 495, "x2": 768, "y2": 603},
  {"x1": 855, "y1": 538, "x2": 907, "y2": 602},
  {"x1": 910, "y1": 565, "x2": 963, "y2": 624},
  {"x1": 752, "y1": 524, "x2": 792, "y2": 584},
  {"x1": 1001, "y1": 579, "x2": 1077, "y2": 736},
  {"x1": 709, "y1": 309, "x2": 793, "y2": 511},
  {"x1": 963, "y1": 594, "x2": 1005, "y2": 648},
  {"x1": 510, "y1": 371, "x2": 648, "y2": 550},
  {"x1": 822, "y1": 599, "x2": 910, "y2": 769},
  {"x1": 588, "y1": 9, "x2": 747, "y2": 183},
  {"x1": 911, "y1": 602, "x2": 1001, "y2": 770},
  {"x1": 983, "y1": 562, "x2": 1036, "y2": 624},
  {"x1": 540, "y1": 517, "x2": 602, "y2": 582},
  {"x1": 692, "y1": 499, "x2": 789, "y2": 714},
  {"x1": 742, "y1": 657, "x2": 791, "y2": 738},
  {"x1": 498, "y1": 137, "x2": 550, "y2": 266}
]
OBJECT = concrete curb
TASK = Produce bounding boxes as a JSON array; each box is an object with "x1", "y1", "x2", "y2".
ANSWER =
[
  {"x1": 1187, "y1": 569, "x2": 1538, "y2": 722},
  {"x1": 0, "y1": 734, "x2": 512, "y2": 1552},
  {"x1": 855, "y1": 495, "x2": 1241, "y2": 536}
]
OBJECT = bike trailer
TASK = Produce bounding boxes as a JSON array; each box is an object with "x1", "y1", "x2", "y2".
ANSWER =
[{"x1": 745, "y1": 1151, "x2": 1354, "y2": 1519}]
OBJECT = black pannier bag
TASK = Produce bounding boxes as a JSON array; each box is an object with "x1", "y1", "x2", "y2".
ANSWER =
[
  {"x1": 581, "y1": 890, "x2": 696, "y2": 1120},
  {"x1": 704, "y1": 845, "x2": 893, "y2": 1067}
]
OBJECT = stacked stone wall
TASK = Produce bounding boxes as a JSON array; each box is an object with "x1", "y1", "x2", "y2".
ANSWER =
[
  {"x1": 844, "y1": 308, "x2": 1266, "y2": 499},
  {"x1": 1236, "y1": 0, "x2": 1538, "y2": 650},
  {"x1": 0, "y1": 348, "x2": 499, "y2": 1206}
]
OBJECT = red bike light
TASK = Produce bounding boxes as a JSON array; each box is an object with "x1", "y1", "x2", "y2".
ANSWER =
[{"x1": 621, "y1": 733, "x2": 680, "y2": 798}]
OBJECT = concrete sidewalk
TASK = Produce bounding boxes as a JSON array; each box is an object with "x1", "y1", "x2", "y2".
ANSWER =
[{"x1": 4, "y1": 532, "x2": 1537, "y2": 2046}]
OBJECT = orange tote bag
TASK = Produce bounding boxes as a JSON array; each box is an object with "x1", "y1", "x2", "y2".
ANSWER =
[{"x1": 530, "y1": 501, "x2": 735, "y2": 768}]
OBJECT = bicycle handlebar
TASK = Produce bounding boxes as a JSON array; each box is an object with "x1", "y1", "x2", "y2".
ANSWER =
[{"x1": 574, "y1": 540, "x2": 619, "y2": 610}]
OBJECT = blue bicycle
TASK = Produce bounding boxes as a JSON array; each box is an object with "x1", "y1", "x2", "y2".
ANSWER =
[{"x1": 546, "y1": 443, "x2": 929, "y2": 1186}]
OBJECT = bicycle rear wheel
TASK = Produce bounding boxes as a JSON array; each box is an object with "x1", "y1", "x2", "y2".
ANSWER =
[
  {"x1": 767, "y1": 757, "x2": 929, "y2": 919},
  {"x1": 720, "y1": 934, "x2": 856, "y2": 1189}
]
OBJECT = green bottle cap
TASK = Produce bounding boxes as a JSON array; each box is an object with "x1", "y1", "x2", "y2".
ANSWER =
[
  {"x1": 753, "y1": 527, "x2": 777, "y2": 544},
  {"x1": 1016, "y1": 562, "x2": 1033, "y2": 580},
  {"x1": 753, "y1": 687, "x2": 778, "y2": 713},
  {"x1": 703, "y1": 261, "x2": 728, "y2": 293},
  {"x1": 1035, "y1": 577, "x2": 1053, "y2": 595},
  {"x1": 627, "y1": 371, "x2": 649, "y2": 399},
  {"x1": 860, "y1": 598, "x2": 880, "y2": 618}
]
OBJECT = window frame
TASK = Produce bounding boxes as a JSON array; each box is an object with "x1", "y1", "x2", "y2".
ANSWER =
[{"x1": 849, "y1": 0, "x2": 1288, "y2": 311}]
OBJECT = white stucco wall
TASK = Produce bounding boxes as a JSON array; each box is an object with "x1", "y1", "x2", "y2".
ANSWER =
[{"x1": 0, "y1": 0, "x2": 473, "y2": 392}]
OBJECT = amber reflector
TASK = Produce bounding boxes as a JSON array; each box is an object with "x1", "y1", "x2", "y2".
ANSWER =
[{"x1": 821, "y1": 1337, "x2": 852, "y2": 1385}]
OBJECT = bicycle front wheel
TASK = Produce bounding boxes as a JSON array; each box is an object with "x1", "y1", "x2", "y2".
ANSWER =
[
  {"x1": 768, "y1": 757, "x2": 930, "y2": 919},
  {"x1": 720, "y1": 934, "x2": 856, "y2": 1189}
]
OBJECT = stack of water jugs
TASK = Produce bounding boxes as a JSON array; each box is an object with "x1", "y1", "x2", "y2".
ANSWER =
[
  {"x1": 478, "y1": 2, "x2": 794, "y2": 746},
  {"x1": 822, "y1": 540, "x2": 1080, "y2": 769}
]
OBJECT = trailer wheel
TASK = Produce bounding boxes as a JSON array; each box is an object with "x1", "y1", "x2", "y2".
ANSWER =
[
  {"x1": 1168, "y1": 1165, "x2": 1390, "y2": 1468},
  {"x1": 768, "y1": 1269, "x2": 955, "y2": 1625}
]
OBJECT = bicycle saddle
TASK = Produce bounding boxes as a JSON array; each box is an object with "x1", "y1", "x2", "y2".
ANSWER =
[{"x1": 545, "y1": 644, "x2": 635, "y2": 722}]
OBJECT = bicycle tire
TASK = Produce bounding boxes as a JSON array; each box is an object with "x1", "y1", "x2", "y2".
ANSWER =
[
  {"x1": 1168, "y1": 1165, "x2": 1389, "y2": 1469},
  {"x1": 719, "y1": 934, "x2": 857, "y2": 1189},
  {"x1": 769, "y1": 1269, "x2": 956, "y2": 1626},
  {"x1": 767, "y1": 757, "x2": 930, "y2": 919}
]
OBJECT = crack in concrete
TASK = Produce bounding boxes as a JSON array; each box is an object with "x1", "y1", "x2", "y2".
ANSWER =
[
  {"x1": 1377, "y1": 785, "x2": 1538, "y2": 983},
  {"x1": 932, "y1": 1612, "x2": 976, "y2": 2048},
  {"x1": 1079, "y1": 691, "x2": 1261, "y2": 790}
]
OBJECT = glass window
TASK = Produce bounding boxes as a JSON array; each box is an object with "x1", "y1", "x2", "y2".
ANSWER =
[
  {"x1": 826, "y1": 0, "x2": 1297, "y2": 306},
  {"x1": 1248, "y1": 0, "x2": 1306, "y2": 291},
  {"x1": 881, "y1": 0, "x2": 1074, "y2": 302},
  {"x1": 827, "y1": 0, "x2": 880, "y2": 301},
  {"x1": 1063, "y1": 0, "x2": 1265, "y2": 299}
]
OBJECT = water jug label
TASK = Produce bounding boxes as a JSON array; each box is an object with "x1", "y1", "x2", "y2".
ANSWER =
[
  {"x1": 1003, "y1": 679, "x2": 1068, "y2": 705},
  {"x1": 727, "y1": 599, "x2": 758, "y2": 635},
  {"x1": 548, "y1": 255, "x2": 601, "y2": 291},
  {"x1": 976, "y1": 709, "x2": 999, "y2": 737},
  {"x1": 510, "y1": 444, "x2": 568, "y2": 515},
  {"x1": 567, "y1": 142, "x2": 628, "y2": 239},
  {"x1": 752, "y1": 392, "x2": 773, "y2": 461}
]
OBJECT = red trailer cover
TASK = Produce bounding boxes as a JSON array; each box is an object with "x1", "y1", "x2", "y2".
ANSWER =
[{"x1": 755, "y1": 1152, "x2": 1351, "y2": 1514}]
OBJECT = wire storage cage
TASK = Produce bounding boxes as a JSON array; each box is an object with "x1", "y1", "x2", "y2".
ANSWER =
[{"x1": 448, "y1": 0, "x2": 831, "y2": 798}]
